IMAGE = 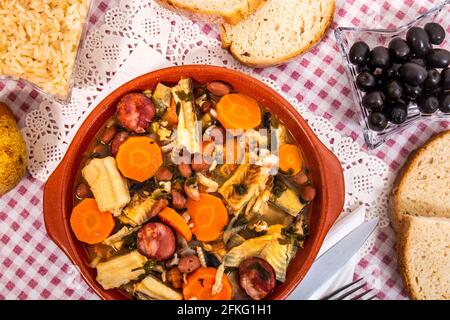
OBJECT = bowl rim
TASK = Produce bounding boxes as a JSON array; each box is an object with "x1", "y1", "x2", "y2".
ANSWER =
[{"x1": 43, "y1": 65, "x2": 345, "y2": 300}]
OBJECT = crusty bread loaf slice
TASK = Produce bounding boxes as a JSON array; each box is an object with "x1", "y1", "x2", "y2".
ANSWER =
[
  {"x1": 398, "y1": 215, "x2": 450, "y2": 300},
  {"x1": 156, "y1": 0, "x2": 266, "y2": 25},
  {"x1": 220, "y1": 0, "x2": 335, "y2": 67},
  {"x1": 390, "y1": 131, "x2": 450, "y2": 232}
]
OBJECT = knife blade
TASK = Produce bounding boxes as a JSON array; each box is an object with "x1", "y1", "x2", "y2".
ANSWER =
[{"x1": 287, "y1": 218, "x2": 379, "y2": 300}]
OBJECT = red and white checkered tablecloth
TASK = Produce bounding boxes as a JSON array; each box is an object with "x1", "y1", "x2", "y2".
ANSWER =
[{"x1": 0, "y1": 0, "x2": 448, "y2": 300}]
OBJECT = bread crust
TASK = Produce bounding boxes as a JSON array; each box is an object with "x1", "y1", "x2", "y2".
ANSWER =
[
  {"x1": 220, "y1": 0, "x2": 335, "y2": 67},
  {"x1": 389, "y1": 130, "x2": 450, "y2": 232},
  {"x1": 156, "y1": 0, "x2": 266, "y2": 25}
]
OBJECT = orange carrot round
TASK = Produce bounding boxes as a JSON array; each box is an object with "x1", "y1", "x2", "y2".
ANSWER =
[
  {"x1": 186, "y1": 193, "x2": 229, "y2": 242},
  {"x1": 158, "y1": 207, "x2": 192, "y2": 241},
  {"x1": 216, "y1": 93, "x2": 261, "y2": 131},
  {"x1": 70, "y1": 198, "x2": 115, "y2": 245},
  {"x1": 116, "y1": 136, "x2": 163, "y2": 182},
  {"x1": 183, "y1": 267, "x2": 233, "y2": 300},
  {"x1": 279, "y1": 144, "x2": 303, "y2": 175}
]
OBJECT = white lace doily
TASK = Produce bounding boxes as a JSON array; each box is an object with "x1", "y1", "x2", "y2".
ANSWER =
[{"x1": 21, "y1": 0, "x2": 392, "y2": 256}]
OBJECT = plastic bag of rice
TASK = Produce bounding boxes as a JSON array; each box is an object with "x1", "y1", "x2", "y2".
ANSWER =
[{"x1": 0, "y1": 0, "x2": 89, "y2": 100}]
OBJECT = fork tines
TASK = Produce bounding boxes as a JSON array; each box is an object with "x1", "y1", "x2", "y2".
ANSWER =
[{"x1": 320, "y1": 278, "x2": 378, "y2": 300}]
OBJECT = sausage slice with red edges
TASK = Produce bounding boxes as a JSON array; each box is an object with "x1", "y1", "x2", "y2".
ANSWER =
[
  {"x1": 238, "y1": 257, "x2": 276, "y2": 300},
  {"x1": 116, "y1": 93, "x2": 156, "y2": 133},
  {"x1": 137, "y1": 222, "x2": 176, "y2": 260}
]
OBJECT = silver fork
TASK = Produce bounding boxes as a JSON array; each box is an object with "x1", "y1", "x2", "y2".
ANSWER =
[{"x1": 320, "y1": 278, "x2": 378, "y2": 300}]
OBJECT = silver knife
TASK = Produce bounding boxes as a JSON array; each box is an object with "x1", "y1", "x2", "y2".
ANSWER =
[{"x1": 287, "y1": 218, "x2": 379, "y2": 300}]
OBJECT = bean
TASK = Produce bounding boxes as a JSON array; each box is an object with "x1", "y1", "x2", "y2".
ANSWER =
[
  {"x1": 178, "y1": 255, "x2": 201, "y2": 274},
  {"x1": 166, "y1": 267, "x2": 183, "y2": 289},
  {"x1": 100, "y1": 126, "x2": 117, "y2": 144},
  {"x1": 75, "y1": 183, "x2": 89, "y2": 200},
  {"x1": 178, "y1": 163, "x2": 192, "y2": 178},
  {"x1": 155, "y1": 166, "x2": 173, "y2": 181},
  {"x1": 292, "y1": 172, "x2": 308, "y2": 185},
  {"x1": 206, "y1": 81, "x2": 232, "y2": 96},
  {"x1": 300, "y1": 185, "x2": 316, "y2": 202},
  {"x1": 194, "y1": 87, "x2": 206, "y2": 98},
  {"x1": 111, "y1": 131, "x2": 130, "y2": 156},
  {"x1": 201, "y1": 101, "x2": 213, "y2": 113},
  {"x1": 91, "y1": 143, "x2": 109, "y2": 158}
]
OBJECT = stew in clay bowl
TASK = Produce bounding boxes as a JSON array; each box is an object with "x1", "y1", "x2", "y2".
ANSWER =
[{"x1": 43, "y1": 65, "x2": 345, "y2": 300}]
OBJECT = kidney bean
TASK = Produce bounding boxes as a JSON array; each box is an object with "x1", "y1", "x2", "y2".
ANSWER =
[
  {"x1": 177, "y1": 255, "x2": 201, "y2": 274},
  {"x1": 91, "y1": 143, "x2": 109, "y2": 158},
  {"x1": 149, "y1": 199, "x2": 169, "y2": 218},
  {"x1": 75, "y1": 183, "x2": 90, "y2": 200},
  {"x1": 100, "y1": 126, "x2": 117, "y2": 144},
  {"x1": 171, "y1": 190, "x2": 187, "y2": 209},
  {"x1": 206, "y1": 81, "x2": 232, "y2": 96},
  {"x1": 200, "y1": 101, "x2": 213, "y2": 113},
  {"x1": 111, "y1": 131, "x2": 130, "y2": 156},
  {"x1": 194, "y1": 87, "x2": 206, "y2": 98},
  {"x1": 178, "y1": 163, "x2": 192, "y2": 178},
  {"x1": 292, "y1": 171, "x2": 308, "y2": 185},
  {"x1": 191, "y1": 156, "x2": 210, "y2": 173},
  {"x1": 155, "y1": 166, "x2": 173, "y2": 181},
  {"x1": 166, "y1": 267, "x2": 183, "y2": 289},
  {"x1": 299, "y1": 185, "x2": 316, "y2": 202}
]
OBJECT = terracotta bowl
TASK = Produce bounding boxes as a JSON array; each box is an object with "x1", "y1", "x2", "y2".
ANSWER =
[{"x1": 43, "y1": 65, "x2": 345, "y2": 300}]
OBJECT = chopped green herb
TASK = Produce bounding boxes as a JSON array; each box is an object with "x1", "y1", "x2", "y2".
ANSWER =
[
  {"x1": 121, "y1": 232, "x2": 137, "y2": 251},
  {"x1": 176, "y1": 102, "x2": 181, "y2": 114},
  {"x1": 185, "y1": 176, "x2": 197, "y2": 186},
  {"x1": 272, "y1": 177, "x2": 287, "y2": 198},
  {"x1": 175, "y1": 90, "x2": 193, "y2": 102},
  {"x1": 233, "y1": 183, "x2": 248, "y2": 196}
]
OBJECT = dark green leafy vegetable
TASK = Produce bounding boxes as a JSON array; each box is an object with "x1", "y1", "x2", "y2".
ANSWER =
[
  {"x1": 121, "y1": 231, "x2": 137, "y2": 251},
  {"x1": 272, "y1": 176, "x2": 287, "y2": 198},
  {"x1": 233, "y1": 183, "x2": 248, "y2": 195},
  {"x1": 175, "y1": 90, "x2": 193, "y2": 102}
]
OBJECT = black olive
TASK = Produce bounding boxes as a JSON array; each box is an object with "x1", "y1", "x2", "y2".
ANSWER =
[
  {"x1": 399, "y1": 62, "x2": 428, "y2": 86},
  {"x1": 384, "y1": 80, "x2": 403, "y2": 101},
  {"x1": 383, "y1": 64, "x2": 402, "y2": 79},
  {"x1": 403, "y1": 83, "x2": 423, "y2": 100},
  {"x1": 423, "y1": 69, "x2": 441, "y2": 89},
  {"x1": 424, "y1": 22, "x2": 446, "y2": 45},
  {"x1": 406, "y1": 26, "x2": 431, "y2": 57},
  {"x1": 369, "y1": 46, "x2": 392, "y2": 69},
  {"x1": 356, "y1": 72, "x2": 378, "y2": 92},
  {"x1": 438, "y1": 92, "x2": 450, "y2": 113},
  {"x1": 386, "y1": 103, "x2": 408, "y2": 124},
  {"x1": 425, "y1": 86, "x2": 443, "y2": 97},
  {"x1": 356, "y1": 63, "x2": 375, "y2": 74},
  {"x1": 388, "y1": 37, "x2": 411, "y2": 62},
  {"x1": 409, "y1": 57, "x2": 427, "y2": 67},
  {"x1": 362, "y1": 91, "x2": 385, "y2": 111},
  {"x1": 441, "y1": 68, "x2": 450, "y2": 90},
  {"x1": 417, "y1": 95, "x2": 439, "y2": 114},
  {"x1": 349, "y1": 41, "x2": 370, "y2": 65},
  {"x1": 426, "y1": 49, "x2": 450, "y2": 69},
  {"x1": 367, "y1": 112, "x2": 388, "y2": 132}
]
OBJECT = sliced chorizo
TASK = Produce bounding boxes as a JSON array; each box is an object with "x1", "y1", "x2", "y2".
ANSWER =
[
  {"x1": 137, "y1": 222, "x2": 176, "y2": 260},
  {"x1": 238, "y1": 257, "x2": 276, "y2": 300},
  {"x1": 117, "y1": 93, "x2": 156, "y2": 133},
  {"x1": 177, "y1": 255, "x2": 201, "y2": 274}
]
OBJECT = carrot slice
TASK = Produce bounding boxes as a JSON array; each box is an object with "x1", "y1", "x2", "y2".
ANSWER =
[
  {"x1": 183, "y1": 267, "x2": 233, "y2": 300},
  {"x1": 279, "y1": 144, "x2": 303, "y2": 175},
  {"x1": 116, "y1": 136, "x2": 163, "y2": 182},
  {"x1": 186, "y1": 193, "x2": 229, "y2": 242},
  {"x1": 216, "y1": 93, "x2": 261, "y2": 131},
  {"x1": 158, "y1": 207, "x2": 192, "y2": 241},
  {"x1": 70, "y1": 198, "x2": 115, "y2": 245},
  {"x1": 162, "y1": 98, "x2": 178, "y2": 128}
]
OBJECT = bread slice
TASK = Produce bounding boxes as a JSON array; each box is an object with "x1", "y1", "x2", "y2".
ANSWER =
[
  {"x1": 390, "y1": 131, "x2": 450, "y2": 232},
  {"x1": 220, "y1": 0, "x2": 335, "y2": 67},
  {"x1": 398, "y1": 215, "x2": 450, "y2": 300},
  {"x1": 156, "y1": 0, "x2": 266, "y2": 25}
]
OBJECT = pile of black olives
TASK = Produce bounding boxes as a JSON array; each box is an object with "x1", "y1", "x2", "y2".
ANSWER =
[{"x1": 349, "y1": 22, "x2": 450, "y2": 132}]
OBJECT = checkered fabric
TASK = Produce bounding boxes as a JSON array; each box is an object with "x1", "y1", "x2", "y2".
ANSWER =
[{"x1": 0, "y1": 0, "x2": 448, "y2": 299}]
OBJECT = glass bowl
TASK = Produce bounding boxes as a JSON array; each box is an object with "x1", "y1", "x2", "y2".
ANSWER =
[
  {"x1": 0, "y1": 0, "x2": 93, "y2": 104},
  {"x1": 335, "y1": 0, "x2": 450, "y2": 149}
]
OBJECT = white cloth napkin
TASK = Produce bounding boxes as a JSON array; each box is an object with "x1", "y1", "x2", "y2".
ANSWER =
[{"x1": 90, "y1": 42, "x2": 367, "y2": 300}]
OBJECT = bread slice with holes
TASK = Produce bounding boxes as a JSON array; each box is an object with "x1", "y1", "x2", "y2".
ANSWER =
[
  {"x1": 220, "y1": 0, "x2": 335, "y2": 67},
  {"x1": 156, "y1": 0, "x2": 266, "y2": 25},
  {"x1": 398, "y1": 215, "x2": 450, "y2": 300},
  {"x1": 390, "y1": 131, "x2": 450, "y2": 232}
]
